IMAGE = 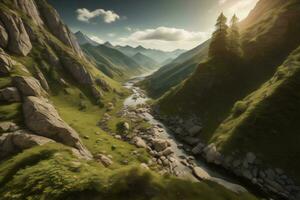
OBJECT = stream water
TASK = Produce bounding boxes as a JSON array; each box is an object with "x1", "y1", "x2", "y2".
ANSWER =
[{"x1": 123, "y1": 74, "x2": 251, "y2": 194}]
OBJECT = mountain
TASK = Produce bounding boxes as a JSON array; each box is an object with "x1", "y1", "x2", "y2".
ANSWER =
[
  {"x1": 115, "y1": 45, "x2": 185, "y2": 63},
  {"x1": 103, "y1": 41, "x2": 114, "y2": 48},
  {"x1": 75, "y1": 31, "x2": 99, "y2": 46},
  {"x1": 157, "y1": 0, "x2": 300, "y2": 198},
  {"x1": 141, "y1": 40, "x2": 209, "y2": 98},
  {"x1": 131, "y1": 52, "x2": 160, "y2": 70},
  {"x1": 81, "y1": 44, "x2": 148, "y2": 81}
]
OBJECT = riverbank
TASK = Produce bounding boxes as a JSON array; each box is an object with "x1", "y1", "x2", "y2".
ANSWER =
[{"x1": 122, "y1": 76, "x2": 254, "y2": 194}]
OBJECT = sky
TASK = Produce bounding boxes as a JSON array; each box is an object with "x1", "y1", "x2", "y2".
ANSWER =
[{"x1": 48, "y1": 0, "x2": 259, "y2": 51}]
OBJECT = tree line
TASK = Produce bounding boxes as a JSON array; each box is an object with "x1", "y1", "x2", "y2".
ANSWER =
[{"x1": 209, "y1": 13, "x2": 242, "y2": 60}]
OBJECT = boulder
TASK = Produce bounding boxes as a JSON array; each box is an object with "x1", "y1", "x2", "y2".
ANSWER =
[
  {"x1": 0, "y1": 12, "x2": 32, "y2": 56},
  {"x1": 95, "y1": 154, "x2": 113, "y2": 167},
  {"x1": 188, "y1": 125, "x2": 202, "y2": 136},
  {"x1": 91, "y1": 85, "x2": 103, "y2": 99},
  {"x1": 0, "y1": 21, "x2": 8, "y2": 48},
  {"x1": 0, "y1": 130, "x2": 54, "y2": 158},
  {"x1": 203, "y1": 143, "x2": 222, "y2": 164},
  {"x1": 23, "y1": 96, "x2": 92, "y2": 159},
  {"x1": 133, "y1": 136, "x2": 147, "y2": 148},
  {"x1": 182, "y1": 136, "x2": 200, "y2": 146},
  {"x1": 0, "y1": 87, "x2": 21, "y2": 102},
  {"x1": 0, "y1": 48, "x2": 12, "y2": 75},
  {"x1": 161, "y1": 147, "x2": 174, "y2": 156},
  {"x1": 0, "y1": 121, "x2": 19, "y2": 133},
  {"x1": 193, "y1": 167, "x2": 210, "y2": 180},
  {"x1": 13, "y1": 76, "x2": 46, "y2": 97},
  {"x1": 191, "y1": 142, "x2": 205, "y2": 155},
  {"x1": 152, "y1": 139, "x2": 170, "y2": 152}
]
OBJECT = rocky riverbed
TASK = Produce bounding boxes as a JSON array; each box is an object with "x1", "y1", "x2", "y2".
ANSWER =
[{"x1": 122, "y1": 76, "x2": 249, "y2": 194}]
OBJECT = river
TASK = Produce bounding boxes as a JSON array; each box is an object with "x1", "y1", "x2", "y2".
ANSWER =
[{"x1": 123, "y1": 74, "x2": 251, "y2": 194}]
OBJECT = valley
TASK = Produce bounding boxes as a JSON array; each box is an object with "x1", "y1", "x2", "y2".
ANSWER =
[{"x1": 0, "y1": 0, "x2": 299, "y2": 199}]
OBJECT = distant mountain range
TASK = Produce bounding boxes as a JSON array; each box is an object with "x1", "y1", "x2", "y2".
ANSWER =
[{"x1": 75, "y1": 31, "x2": 99, "y2": 46}]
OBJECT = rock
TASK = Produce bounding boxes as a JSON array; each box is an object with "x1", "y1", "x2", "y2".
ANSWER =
[
  {"x1": 245, "y1": 152, "x2": 256, "y2": 164},
  {"x1": 123, "y1": 122, "x2": 130, "y2": 130},
  {"x1": 0, "y1": 87, "x2": 21, "y2": 102},
  {"x1": 162, "y1": 147, "x2": 174, "y2": 156},
  {"x1": 133, "y1": 136, "x2": 147, "y2": 148},
  {"x1": 36, "y1": 1, "x2": 83, "y2": 57},
  {"x1": 95, "y1": 154, "x2": 113, "y2": 167},
  {"x1": 265, "y1": 169, "x2": 276, "y2": 180},
  {"x1": 13, "y1": 0, "x2": 44, "y2": 26},
  {"x1": 91, "y1": 86, "x2": 103, "y2": 99},
  {"x1": 191, "y1": 142, "x2": 205, "y2": 155},
  {"x1": 95, "y1": 78, "x2": 110, "y2": 92},
  {"x1": 114, "y1": 135, "x2": 122, "y2": 140},
  {"x1": 0, "y1": 130, "x2": 54, "y2": 158},
  {"x1": 188, "y1": 125, "x2": 202, "y2": 136},
  {"x1": 13, "y1": 76, "x2": 46, "y2": 97},
  {"x1": 152, "y1": 139, "x2": 170, "y2": 152},
  {"x1": 23, "y1": 96, "x2": 92, "y2": 159},
  {"x1": 140, "y1": 163, "x2": 149, "y2": 170},
  {"x1": 203, "y1": 143, "x2": 222, "y2": 164},
  {"x1": 0, "y1": 21, "x2": 8, "y2": 48},
  {"x1": 242, "y1": 169, "x2": 253, "y2": 180},
  {"x1": 0, "y1": 121, "x2": 19, "y2": 133},
  {"x1": 58, "y1": 54, "x2": 93, "y2": 85},
  {"x1": 193, "y1": 167, "x2": 210, "y2": 180},
  {"x1": 0, "y1": 48, "x2": 13, "y2": 75},
  {"x1": 0, "y1": 12, "x2": 32, "y2": 56},
  {"x1": 36, "y1": 70, "x2": 50, "y2": 91}
]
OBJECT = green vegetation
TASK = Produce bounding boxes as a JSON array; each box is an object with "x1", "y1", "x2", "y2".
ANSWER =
[
  {"x1": 0, "y1": 144, "x2": 258, "y2": 200},
  {"x1": 212, "y1": 46, "x2": 300, "y2": 183}
]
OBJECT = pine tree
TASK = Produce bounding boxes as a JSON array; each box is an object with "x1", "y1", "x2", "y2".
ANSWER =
[
  {"x1": 209, "y1": 13, "x2": 229, "y2": 59},
  {"x1": 228, "y1": 14, "x2": 242, "y2": 57}
]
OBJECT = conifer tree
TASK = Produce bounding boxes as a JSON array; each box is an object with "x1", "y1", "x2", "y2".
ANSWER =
[
  {"x1": 209, "y1": 13, "x2": 229, "y2": 59},
  {"x1": 228, "y1": 14, "x2": 242, "y2": 57}
]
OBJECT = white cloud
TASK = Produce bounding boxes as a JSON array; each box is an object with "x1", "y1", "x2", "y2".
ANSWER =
[
  {"x1": 90, "y1": 36, "x2": 104, "y2": 44},
  {"x1": 116, "y1": 27, "x2": 210, "y2": 51},
  {"x1": 122, "y1": 27, "x2": 209, "y2": 42},
  {"x1": 125, "y1": 27, "x2": 132, "y2": 32},
  {"x1": 76, "y1": 8, "x2": 120, "y2": 23}
]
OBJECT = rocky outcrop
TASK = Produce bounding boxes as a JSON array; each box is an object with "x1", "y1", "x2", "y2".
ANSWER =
[
  {"x1": 13, "y1": 0, "x2": 44, "y2": 26},
  {"x1": 0, "y1": 21, "x2": 8, "y2": 48},
  {"x1": 91, "y1": 86, "x2": 103, "y2": 99},
  {"x1": 59, "y1": 54, "x2": 93, "y2": 85},
  {"x1": 36, "y1": 69, "x2": 50, "y2": 91},
  {"x1": 193, "y1": 167, "x2": 210, "y2": 180},
  {"x1": 13, "y1": 76, "x2": 46, "y2": 97},
  {"x1": 0, "y1": 48, "x2": 13, "y2": 75},
  {"x1": 23, "y1": 96, "x2": 92, "y2": 159},
  {"x1": 0, "y1": 12, "x2": 32, "y2": 56},
  {"x1": 0, "y1": 87, "x2": 21, "y2": 102},
  {"x1": 0, "y1": 130, "x2": 54, "y2": 158},
  {"x1": 35, "y1": 0, "x2": 83, "y2": 57}
]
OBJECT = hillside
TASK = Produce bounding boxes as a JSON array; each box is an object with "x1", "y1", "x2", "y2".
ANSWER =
[
  {"x1": 81, "y1": 43, "x2": 148, "y2": 81},
  {"x1": 131, "y1": 52, "x2": 160, "y2": 70},
  {"x1": 156, "y1": 0, "x2": 300, "y2": 198},
  {"x1": 141, "y1": 40, "x2": 209, "y2": 98},
  {"x1": 212, "y1": 45, "x2": 300, "y2": 184}
]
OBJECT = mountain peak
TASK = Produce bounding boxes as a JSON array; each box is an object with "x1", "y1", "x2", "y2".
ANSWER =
[{"x1": 104, "y1": 41, "x2": 114, "y2": 48}]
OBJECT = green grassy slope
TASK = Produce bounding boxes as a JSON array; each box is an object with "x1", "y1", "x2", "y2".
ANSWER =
[
  {"x1": 82, "y1": 44, "x2": 148, "y2": 81},
  {"x1": 212, "y1": 46, "x2": 300, "y2": 182},
  {"x1": 131, "y1": 52, "x2": 160, "y2": 70}
]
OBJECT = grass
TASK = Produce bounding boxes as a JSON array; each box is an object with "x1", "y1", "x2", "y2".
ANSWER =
[
  {"x1": 0, "y1": 144, "x2": 259, "y2": 200},
  {"x1": 0, "y1": 103, "x2": 22, "y2": 123},
  {"x1": 211, "y1": 46, "x2": 300, "y2": 183}
]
